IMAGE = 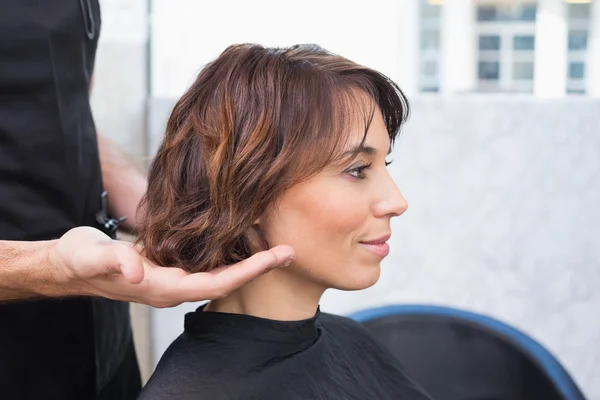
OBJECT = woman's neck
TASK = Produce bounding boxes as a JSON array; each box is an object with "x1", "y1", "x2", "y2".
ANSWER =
[{"x1": 204, "y1": 267, "x2": 325, "y2": 321}]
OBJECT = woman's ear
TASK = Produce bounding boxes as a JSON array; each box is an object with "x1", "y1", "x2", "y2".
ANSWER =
[
  {"x1": 245, "y1": 223, "x2": 269, "y2": 254},
  {"x1": 254, "y1": 210, "x2": 266, "y2": 226}
]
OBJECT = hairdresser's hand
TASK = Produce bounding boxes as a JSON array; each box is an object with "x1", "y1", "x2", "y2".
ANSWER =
[{"x1": 51, "y1": 226, "x2": 294, "y2": 308}]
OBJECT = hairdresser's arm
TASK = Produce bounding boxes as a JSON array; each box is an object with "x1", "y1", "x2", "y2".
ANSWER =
[
  {"x1": 97, "y1": 133, "x2": 147, "y2": 231},
  {"x1": 0, "y1": 239, "x2": 67, "y2": 300},
  {"x1": 0, "y1": 226, "x2": 294, "y2": 305}
]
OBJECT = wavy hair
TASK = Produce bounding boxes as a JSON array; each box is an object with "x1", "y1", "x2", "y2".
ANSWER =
[{"x1": 136, "y1": 43, "x2": 409, "y2": 272}]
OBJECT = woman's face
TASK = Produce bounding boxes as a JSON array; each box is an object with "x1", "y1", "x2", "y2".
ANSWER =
[{"x1": 259, "y1": 106, "x2": 408, "y2": 291}]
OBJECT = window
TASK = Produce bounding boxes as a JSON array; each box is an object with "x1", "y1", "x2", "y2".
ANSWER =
[
  {"x1": 478, "y1": 62, "x2": 500, "y2": 80},
  {"x1": 513, "y1": 35, "x2": 535, "y2": 51},
  {"x1": 479, "y1": 35, "x2": 501, "y2": 50},
  {"x1": 569, "y1": 62, "x2": 585, "y2": 79},
  {"x1": 476, "y1": 3, "x2": 536, "y2": 93},
  {"x1": 513, "y1": 62, "x2": 534, "y2": 80},
  {"x1": 568, "y1": 3, "x2": 591, "y2": 20},
  {"x1": 421, "y1": 1, "x2": 441, "y2": 19},
  {"x1": 566, "y1": 2, "x2": 591, "y2": 94},
  {"x1": 477, "y1": 4, "x2": 537, "y2": 22},
  {"x1": 568, "y1": 31, "x2": 588, "y2": 51},
  {"x1": 477, "y1": 5, "x2": 496, "y2": 21},
  {"x1": 421, "y1": 30, "x2": 441, "y2": 50},
  {"x1": 421, "y1": 61, "x2": 438, "y2": 77},
  {"x1": 419, "y1": 0, "x2": 442, "y2": 92}
]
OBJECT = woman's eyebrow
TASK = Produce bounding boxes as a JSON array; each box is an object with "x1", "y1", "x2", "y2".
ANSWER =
[
  {"x1": 342, "y1": 144, "x2": 392, "y2": 156},
  {"x1": 342, "y1": 145, "x2": 377, "y2": 156}
]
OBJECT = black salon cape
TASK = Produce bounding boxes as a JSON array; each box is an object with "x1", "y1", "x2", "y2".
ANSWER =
[{"x1": 139, "y1": 307, "x2": 433, "y2": 400}]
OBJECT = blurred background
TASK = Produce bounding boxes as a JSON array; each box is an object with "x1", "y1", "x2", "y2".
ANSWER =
[{"x1": 91, "y1": 0, "x2": 600, "y2": 397}]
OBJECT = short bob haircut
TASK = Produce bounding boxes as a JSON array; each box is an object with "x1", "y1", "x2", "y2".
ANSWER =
[{"x1": 137, "y1": 43, "x2": 409, "y2": 273}]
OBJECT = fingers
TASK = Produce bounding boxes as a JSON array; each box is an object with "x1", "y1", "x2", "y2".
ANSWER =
[
  {"x1": 234, "y1": 245, "x2": 295, "y2": 272},
  {"x1": 176, "y1": 245, "x2": 295, "y2": 302},
  {"x1": 98, "y1": 245, "x2": 294, "y2": 308}
]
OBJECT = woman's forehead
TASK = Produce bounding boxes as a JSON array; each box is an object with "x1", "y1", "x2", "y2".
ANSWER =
[{"x1": 343, "y1": 106, "x2": 390, "y2": 152}]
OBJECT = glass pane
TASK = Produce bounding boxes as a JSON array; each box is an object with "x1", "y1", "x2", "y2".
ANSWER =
[
  {"x1": 478, "y1": 61, "x2": 500, "y2": 80},
  {"x1": 513, "y1": 35, "x2": 535, "y2": 50},
  {"x1": 421, "y1": 61, "x2": 437, "y2": 76},
  {"x1": 569, "y1": 62, "x2": 585, "y2": 79},
  {"x1": 421, "y1": 30, "x2": 440, "y2": 50},
  {"x1": 479, "y1": 35, "x2": 501, "y2": 50},
  {"x1": 420, "y1": 86, "x2": 439, "y2": 93},
  {"x1": 568, "y1": 3, "x2": 591, "y2": 20},
  {"x1": 568, "y1": 31, "x2": 588, "y2": 50},
  {"x1": 512, "y1": 62, "x2": 534, "y2": 80},
  {"x1": 477, "y1": 5, "x2": 497, "y2": 21},
  {"x1": 519, "y1": 5, "x2": 537, "y2": 21},
  {"x1": 421, "y1": 1, "x2": 441, "y2": 19},
  {"x1": 477, "y1": 5, "x2": 536, "y2": 22}
]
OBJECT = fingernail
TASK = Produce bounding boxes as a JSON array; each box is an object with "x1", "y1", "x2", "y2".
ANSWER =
[{"x1": 284, "y1": 256, "x2": 294, "y2": 267}]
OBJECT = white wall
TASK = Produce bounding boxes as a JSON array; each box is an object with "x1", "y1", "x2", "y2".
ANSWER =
[
  {"x1": 92, "y1": 0, "x2": 149, "y2": 161},
  {"x1": 150, "y1": 0, "x2": 402, "y2": 98}
]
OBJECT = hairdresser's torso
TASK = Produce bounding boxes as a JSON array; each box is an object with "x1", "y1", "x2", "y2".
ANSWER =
[
  {"x1": 0, "y1": 2, "x2": 138, "y2": 399},
  {"x1": 0, "y1": 1, "x2": 104, "y2": 240}
]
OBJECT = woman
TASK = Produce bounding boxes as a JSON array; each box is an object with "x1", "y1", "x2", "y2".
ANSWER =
[{"x1": 137, "y1": 43, "x2": 432, "y2": 400}]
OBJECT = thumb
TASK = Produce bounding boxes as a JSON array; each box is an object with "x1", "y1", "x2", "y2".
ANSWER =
[
  {"x1": 117, "y1": 244, "x2": 146, "y2": 284},
  {"x1": 103, "y1": 243, "x2": 146, "y2": 284}
]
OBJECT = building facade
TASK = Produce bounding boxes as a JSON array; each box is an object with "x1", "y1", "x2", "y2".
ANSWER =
[{"x1": 400, "y1": 0, "x2": 600, "y2": 98}]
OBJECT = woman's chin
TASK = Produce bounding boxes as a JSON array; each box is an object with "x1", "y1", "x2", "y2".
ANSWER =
[{"x1": 332, "y1": 265, "x2": 381, "y2": 291}]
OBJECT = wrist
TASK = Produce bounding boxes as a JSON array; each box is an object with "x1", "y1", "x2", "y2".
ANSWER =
[{"x1": 43, "y1": 240, "x2": 86, "y2": 297}]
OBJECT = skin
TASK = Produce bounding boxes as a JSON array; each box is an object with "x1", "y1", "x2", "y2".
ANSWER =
[
  {"x1": 0, "y1": 227, "x2": 293, "y2": 307},
  {"x1": 206, "y1": 104, "x2": 408, "y2": 320}
]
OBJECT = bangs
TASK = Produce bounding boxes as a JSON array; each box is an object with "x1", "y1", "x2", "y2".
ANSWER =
[
  {"x1": 278, "y1": 66, "x2": 409, "y2": 184},
  {"x1": 326, "y1": 89, "x2": 376, "y2": 167}
]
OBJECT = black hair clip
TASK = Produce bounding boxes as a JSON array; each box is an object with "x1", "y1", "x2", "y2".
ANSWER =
[
  {"x1": 96, "y1": 191, "x2": 127, "y2": 233},
  {"x1": 79, "y1": 0, "x2": 96, "y2": 40}
]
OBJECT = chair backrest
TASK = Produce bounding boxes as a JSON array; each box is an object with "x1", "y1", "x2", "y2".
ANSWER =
[{"x1": 349, "y1": 305, "x2": 586, "y2": 400}]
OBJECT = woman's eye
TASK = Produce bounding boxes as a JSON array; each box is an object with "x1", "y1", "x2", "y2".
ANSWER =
[
  {"x1": 385, "y1": 159, "x2": 393, "y2": 167},
  {"x1": 348, "y1": 164, "x2": 371, "y2": 179}
]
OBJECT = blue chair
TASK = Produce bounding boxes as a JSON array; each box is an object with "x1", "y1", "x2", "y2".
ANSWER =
[{"x1": 349, "y1": 305, "x2": 586, "y2": 400}]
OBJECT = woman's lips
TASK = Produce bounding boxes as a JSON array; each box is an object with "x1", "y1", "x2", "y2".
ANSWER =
[
  {"x1": 359, "y1": 242, "x2": 390, "y2": 257},
  {"x1": 359, "y1": 234, "x2": 391, "y2": 257}
]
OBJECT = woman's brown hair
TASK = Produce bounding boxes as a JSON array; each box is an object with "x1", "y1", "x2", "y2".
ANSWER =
[{"x1": 136, "y1": 43, "x2": 409, "y2": 272}]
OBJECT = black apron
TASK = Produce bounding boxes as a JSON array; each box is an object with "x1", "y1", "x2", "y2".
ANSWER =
[{"x1": 0, "y1": 1, "x2": 141, "y2": 399}]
